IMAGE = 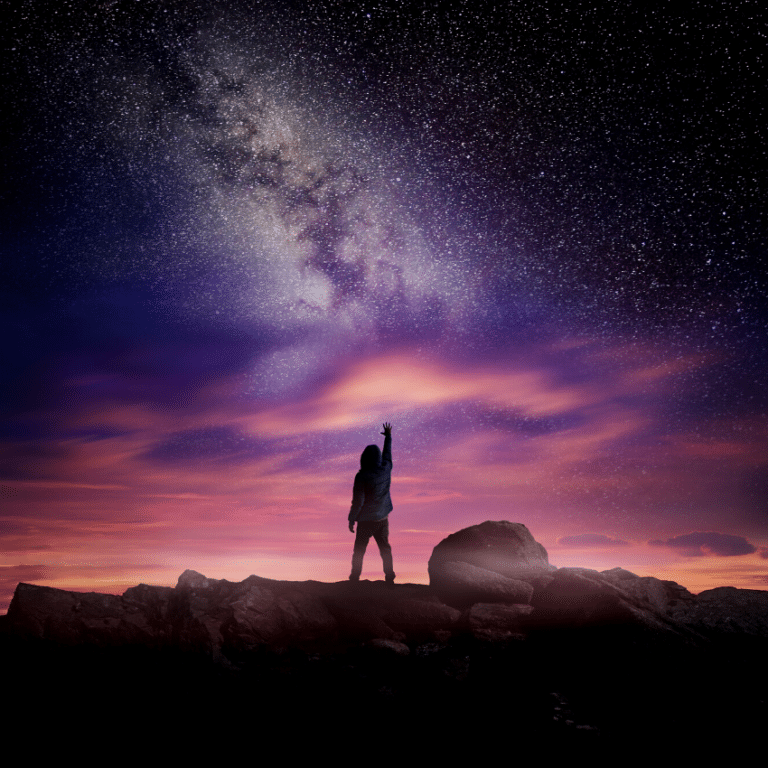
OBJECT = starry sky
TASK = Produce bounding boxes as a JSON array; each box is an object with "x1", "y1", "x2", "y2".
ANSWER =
[{"x1": 2, "y1": 0, "x2": 766, "y2": 612}]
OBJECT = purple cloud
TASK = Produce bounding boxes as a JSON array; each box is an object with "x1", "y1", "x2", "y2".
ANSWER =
[{"x1": 649, "y1": 532, "x2": 757, "y2": 557}]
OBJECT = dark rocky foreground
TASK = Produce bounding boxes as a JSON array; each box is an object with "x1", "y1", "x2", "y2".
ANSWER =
[{"x1": 2, "y1": 522, "x2": 766, "y2": 755}]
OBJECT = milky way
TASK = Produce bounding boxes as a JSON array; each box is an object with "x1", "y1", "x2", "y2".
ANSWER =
[
  {"x1": 2, "y1": 1, "x2": 766, "y2": 602},
  {"x1": 149, "y1": 53, "x2": 476, "y2": 392},
  {"x1": 7, "y1": 2, "x2": 764, "y2": 344}
]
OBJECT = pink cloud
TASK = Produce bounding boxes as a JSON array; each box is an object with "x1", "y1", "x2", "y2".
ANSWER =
[{"x1": 3, "y1": 340, "x2": 766, "y2": 612}]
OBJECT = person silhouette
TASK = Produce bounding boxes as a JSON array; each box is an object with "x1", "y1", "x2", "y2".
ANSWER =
[{"x1": 348, "y1": 422, "x2": 395, "y2": 585}]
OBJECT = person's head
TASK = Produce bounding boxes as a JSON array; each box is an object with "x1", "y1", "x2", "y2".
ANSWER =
[{"x1": 360, "y1": 444, "x2": 381, "y2": 470}]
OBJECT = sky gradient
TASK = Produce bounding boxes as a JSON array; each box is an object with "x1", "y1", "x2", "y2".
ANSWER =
[{"x1": 2, "y1": 1, "x2": 766, "y2": 612}]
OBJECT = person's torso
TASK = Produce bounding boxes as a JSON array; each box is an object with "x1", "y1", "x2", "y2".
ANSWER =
[{"x1": 355, "y1": 466, "x2": 393, "y2": 519}]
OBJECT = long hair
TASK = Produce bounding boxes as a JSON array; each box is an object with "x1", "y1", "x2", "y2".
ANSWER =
[{"x1": 360, "y1": 444, "x2": 381, "y2": 470}]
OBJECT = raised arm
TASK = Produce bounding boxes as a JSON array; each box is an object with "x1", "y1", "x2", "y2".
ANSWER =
[{"x1": 381, "y1": 422, "x2": 392, "y2": 468}]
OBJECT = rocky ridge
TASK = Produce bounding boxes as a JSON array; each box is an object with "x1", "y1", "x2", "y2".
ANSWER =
[
  {"x1": 3, "y1": 521, "x2": 766, "y2": 747},
  {"x1": 4, "y1": 521, "x2": 767, "y2": 659}
]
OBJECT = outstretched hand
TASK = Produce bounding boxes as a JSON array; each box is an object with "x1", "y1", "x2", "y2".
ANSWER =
[{"x1": 381, "y1": 422, "x2": 392, "y2": 436}]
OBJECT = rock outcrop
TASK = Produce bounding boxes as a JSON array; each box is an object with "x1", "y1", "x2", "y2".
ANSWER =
[
  {"x1": 2, "y1": 521, "x2": 766, "y2": 747},
  {"x1": 428, "y1": 520, "x2": 554, "y2": 608},
  {"x1": 429, "y1": 520, "x2": 552, "y2": 574},
  {"x1": 3, "y1": 570, "x2": 462, "y2": 663},
  {"x1": 5, "y1": 522, "x2": 767, "y2": 658},
  {"x1": 427, "y1": 522, "x2": 768, "y2": 644}
]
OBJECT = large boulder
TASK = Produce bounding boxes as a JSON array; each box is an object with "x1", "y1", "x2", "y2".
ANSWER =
[{"x1": 428, "y1": 521, "x2": 553, "y2": 608}]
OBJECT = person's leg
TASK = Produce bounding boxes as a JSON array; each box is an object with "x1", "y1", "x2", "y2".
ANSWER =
[
  {"x1": 350, "y1": 522, "x2": 373, "y2": 580},
  {"x1": 372, "y1": 519, "x2": 395, "y2": 583}
]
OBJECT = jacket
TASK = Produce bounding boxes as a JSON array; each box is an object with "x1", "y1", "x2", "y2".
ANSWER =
[{"x1": 348, "y1": 433, "x2": 393, "y2": 523}]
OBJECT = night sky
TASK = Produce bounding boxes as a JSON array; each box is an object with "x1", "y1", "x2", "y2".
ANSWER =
[{"x1": 2, "y1": 0, "x2": 766, "y2": 612}]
